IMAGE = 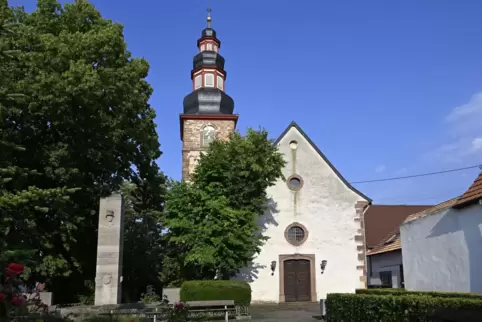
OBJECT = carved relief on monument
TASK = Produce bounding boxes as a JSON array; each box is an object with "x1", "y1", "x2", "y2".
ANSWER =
[
  {"x1": 201, "y1": 125, "x2": 217, "y2": 147},
  {"x1": 102, "y1": 273, "x2": 112, "y2": 285},
  {"x1": 104, "y1": 209, "x2": 115, "y2": 226}
]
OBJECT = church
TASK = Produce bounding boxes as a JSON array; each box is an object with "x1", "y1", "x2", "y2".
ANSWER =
[{"x1": 179, "y1": 12, "x2": 371, "y2": 303}]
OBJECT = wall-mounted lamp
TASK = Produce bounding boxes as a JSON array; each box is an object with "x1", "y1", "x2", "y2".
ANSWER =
[
  {"x1": 270, "y1": 261, "x2": 277, "y2": 276},
  {"x1": 320, "y1": 260, "x2": 328, "y2": 274}
]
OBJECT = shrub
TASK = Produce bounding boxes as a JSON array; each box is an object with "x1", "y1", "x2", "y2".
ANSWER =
[
  {"x1": 180, "y1": 280, "x2": 251, "y2": 306},
  {"x1": 356, "y1": 288, "x2": 482, "y2": 300},
  {"x1": 326, "y1": 293, "x2": 482, "y2": 322}
]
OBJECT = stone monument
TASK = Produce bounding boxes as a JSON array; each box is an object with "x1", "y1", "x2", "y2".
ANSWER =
[{"x1": 94, "y1": 193, "x2": 125, "y2": 305}]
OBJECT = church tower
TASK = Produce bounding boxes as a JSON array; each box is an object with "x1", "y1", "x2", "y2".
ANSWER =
[{"x1": 180, "y1": 9, "x2": 238, "y2": 181}]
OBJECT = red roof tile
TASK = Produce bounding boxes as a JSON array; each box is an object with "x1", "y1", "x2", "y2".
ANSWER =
[
  {"x1": 454, "y1": 171, "x2": 482, "y2": 208},
  {"x1": 404, "y1": 197, "x2": 459, "y2": 224}
]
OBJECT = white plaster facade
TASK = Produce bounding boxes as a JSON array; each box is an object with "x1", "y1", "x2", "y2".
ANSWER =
[
  {"x1": 367, "y1": 251, "x2": 403, "y2": 288},
  {"x1": 233, "y1": 122, "x2": 370, "y2": 303},
  {"x1": 400, "y1": 203, "x2": 482, "y2": 293}
]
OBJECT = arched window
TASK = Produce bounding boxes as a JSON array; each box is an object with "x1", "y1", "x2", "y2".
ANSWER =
[{"x1": 202, "y1": 125, "x2": 216, "y2": 147}]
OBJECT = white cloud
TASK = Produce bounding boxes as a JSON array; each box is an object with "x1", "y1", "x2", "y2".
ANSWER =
[
  {"x1": 471, "y1": 137, "x2": 482, "y2": 152},
  {"x1": 424, "y1": 91, "x2": 482, "y2": 164},
  {"x1": 445, "y1": 92, "x2": 482, "y2": 137},
  {"x1": 375, "y1": 165, "x2": 386, "y2": 173}
]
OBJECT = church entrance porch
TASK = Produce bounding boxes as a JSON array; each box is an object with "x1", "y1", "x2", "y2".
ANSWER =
[{"x1": 279, "y1": 254, "x2": 317, "y2": 303}]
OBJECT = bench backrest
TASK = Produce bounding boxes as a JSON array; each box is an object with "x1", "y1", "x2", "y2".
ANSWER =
[{"x1": 186, "y1": 300, "x2": 235, "y2": 307}]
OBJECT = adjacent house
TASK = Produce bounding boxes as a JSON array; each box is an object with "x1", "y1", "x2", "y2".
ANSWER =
[
  {"x1": 364, "y1": 205, "x2": 432, "y2": 288},
  {"x1": 400, "y1": 171, "x2": 482, "y2": 293}
]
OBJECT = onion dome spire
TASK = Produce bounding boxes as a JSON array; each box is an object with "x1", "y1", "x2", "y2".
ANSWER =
[{"x1": 182, "y1": 8, "x2": 234, "y2": 115}]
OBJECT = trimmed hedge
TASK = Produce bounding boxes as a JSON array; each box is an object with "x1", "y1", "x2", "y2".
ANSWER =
[
  {"x1": 326, "y1": 293, "x2": 482, "y2": 322},
  {"x1": 356, "y1": 288, "x2": 482, "y2": 300},
  {"x1": 180, "y1": 280, "x2": 251, "y2": 305}
]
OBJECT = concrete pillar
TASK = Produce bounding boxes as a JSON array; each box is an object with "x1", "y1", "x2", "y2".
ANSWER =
[{"x1": 94, "y1": 193, "x2": 125, "y2": 305}]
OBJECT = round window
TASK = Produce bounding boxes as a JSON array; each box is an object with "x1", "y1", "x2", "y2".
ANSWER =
[
  {"x1": 287, "y1": 175, "x2": 303, "y2": 191},
  {"x1": 285, "y1": 224, "x2": 308, "y2": 246}
]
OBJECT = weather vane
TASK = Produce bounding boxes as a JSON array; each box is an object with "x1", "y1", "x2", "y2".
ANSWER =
[{"x1": 207, "y1": 7, "x2": 212, "y2": 28}]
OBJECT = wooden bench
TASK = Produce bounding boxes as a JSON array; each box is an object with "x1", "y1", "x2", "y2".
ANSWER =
[{"x1": 186, "y1": 300, "x2": 236, "y2": 321}]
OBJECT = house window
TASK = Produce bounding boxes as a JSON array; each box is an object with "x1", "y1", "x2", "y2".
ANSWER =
[
  {"x1": 202, "y1": 125, "x2": 216, "y2": 147},
  {"x1": 379, "y1": 271, "x2": 392, "y2": 288},
  {"x1": 194, "y1": 75, "x2": 202, "y2": 89},
  {"x1": 217, "y1": 76, "x2": 224, "y2": 90},
  {"x1": 204, "y1": 74, "x2": 214, "y2": 87},
  {"x1": 207, "y1": 43, "x2": 213, "y2": 51}
]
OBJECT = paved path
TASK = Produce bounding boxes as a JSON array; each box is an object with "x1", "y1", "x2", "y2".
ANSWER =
[{"x1": 249, "y1": 303, "x2": 323, "y2": 322}]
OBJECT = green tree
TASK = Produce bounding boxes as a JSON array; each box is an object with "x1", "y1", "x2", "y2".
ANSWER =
[
  {"x1": 121, "y1": 167, "x2": 165, "y2": 302},
  {"x1": 0, "y1": 0, "x2": 163, "y2": 302},
  {"x1": 163, "y1": 129, "x2": 285, "y2": 281},
  {"x1": 0, "y1": 0, "x2": 74, "y2": 271}
]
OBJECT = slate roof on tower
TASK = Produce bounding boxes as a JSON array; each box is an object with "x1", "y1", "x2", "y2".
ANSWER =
[
  {"x1": 275, "y1": 121, "x2": 372, "y2": 202},
  {"x1": 183, "y1": 9, "x2": 234, "y2": 116}
]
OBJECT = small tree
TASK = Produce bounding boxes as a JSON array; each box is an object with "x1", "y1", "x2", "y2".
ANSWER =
[{"x1": 163, "y1": 128, "x2": 285, "y2": 281}]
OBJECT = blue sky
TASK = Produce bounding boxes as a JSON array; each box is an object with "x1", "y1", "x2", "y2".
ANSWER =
[{"x1": 11, "y1": 0, "x2": 482, "y2": 205}]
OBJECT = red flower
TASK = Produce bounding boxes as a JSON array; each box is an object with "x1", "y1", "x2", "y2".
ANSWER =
[
  {"x1": 11, "y1": 296, "x2": 24, "y2": 306},
  {"x1": 174, "y1": 302, "x2": 185, "y2": 310},
  {"x1": 7, "y1": 263, "x2": 24, "y2": 275},
  {"x1": 0, "y1": 293, "x2": 5, "y2": 302}
]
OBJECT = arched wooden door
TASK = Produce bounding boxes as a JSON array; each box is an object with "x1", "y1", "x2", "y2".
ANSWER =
[{"x1": 283, "y1": 259, "x2": 311, "y2": 302}]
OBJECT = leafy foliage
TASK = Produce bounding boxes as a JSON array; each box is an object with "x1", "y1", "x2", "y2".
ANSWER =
[
  {"x1": 163, "y1": 128, "x2": 285, "y2": 282},
  {"x1": 0, "y1": 0, "x2": 163, "y2": 302},
  {"x1": 121, "y1": 174, "x2": 165, "y2": 302},
  {"x1": 356, "y1": 288, "x2": 482, "y2": 299},
  {"x1": 326, "y1": 293, "x2": 482, "y2": 322},
  {"x1": 139, "y1": 285, "x2": 161, "y2": 304},
  {"x1": 0, "y1": 0, "x2": 74, "y2": 272},
  {"x1": 180, "y1": 280, "x2": 251, "y2": 306}
]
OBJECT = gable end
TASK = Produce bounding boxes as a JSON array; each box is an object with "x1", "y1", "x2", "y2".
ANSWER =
[{"x1": 274, "y1": 121, "x2": 372, "y2": 203}]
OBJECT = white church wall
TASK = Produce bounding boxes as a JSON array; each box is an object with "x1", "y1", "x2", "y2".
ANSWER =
[
  {"x1": 233, "y1": 124, "x2": 369, "y2": 303},
  {"x1": 401, "y1": 203, "x2": 482, "y2": 293}
]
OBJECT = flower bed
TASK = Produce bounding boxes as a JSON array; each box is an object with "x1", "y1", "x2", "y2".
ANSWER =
[{"x1": 1, "y1": 263, "x2": 51, "y2": 319}]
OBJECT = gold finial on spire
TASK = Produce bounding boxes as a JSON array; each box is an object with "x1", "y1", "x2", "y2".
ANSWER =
[{"x1": 207, "y1": 7, "x2": 212, "y2": 28}]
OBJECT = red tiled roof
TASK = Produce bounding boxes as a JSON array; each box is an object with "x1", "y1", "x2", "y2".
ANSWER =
[
  {"x1": 367, "y1": 229, "x2": 401, "y2": 255},
  {"x1": 454, "y1": 171, "x2": 482, "y2": 208},
  {"x1": 403, "y1": 197, "x2": 459, "y2": 224},
  {"x1": 364, "y1": 205, "x2": 433, "y2": 249}
]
